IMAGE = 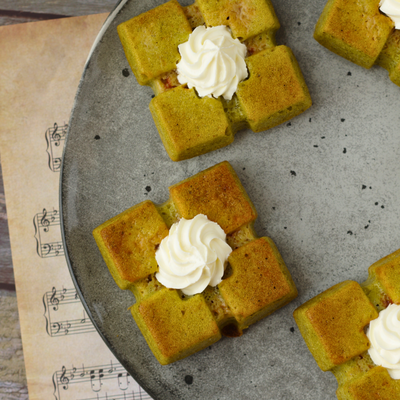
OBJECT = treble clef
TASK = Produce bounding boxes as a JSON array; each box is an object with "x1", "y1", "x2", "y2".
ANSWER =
[
  {"x1": 60, "y1": 366, "x2": 69, "y2": 390},
  {"x1": 52, "y1": 123, "x2": 62, "y2": 146},
  {"x1": 40, "y1": 209, "x2": 50, "y2": 232},
  {"x1": 50, "y1": 287, "x2": 59, "y2": 311}
]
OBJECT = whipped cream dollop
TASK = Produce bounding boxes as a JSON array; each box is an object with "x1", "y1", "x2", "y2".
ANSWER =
[
  {"x1": 380, "y1": 0, "x2": 400, "y2": 29},
  {"x1": 176, "y1": 25, "x2": 248, "y2": 100},
  {"x1": 367, "y1": 303, "x2": 400, "y2": 379},
  {"x1": 155, "y1": 214, "x2": 232, "y2": 295}
]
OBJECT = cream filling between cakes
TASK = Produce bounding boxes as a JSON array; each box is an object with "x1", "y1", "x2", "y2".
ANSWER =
[
  {"x1": 155, "y1": 214, "x2": 232, "y2": 296},
  {"x1": 380, "y1": 0, "x2": 400, "y2": 29},
  {"x1": 366, "y1": 303, "x2": 400, "y2": 379},
  {"x1": 176, "y1": 25, "x2": 248, "y2": 100}
]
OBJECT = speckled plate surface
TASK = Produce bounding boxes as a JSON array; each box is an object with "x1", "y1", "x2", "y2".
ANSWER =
[{"x1": 61, "y1": 1, "x2": 400, "y2": 399}]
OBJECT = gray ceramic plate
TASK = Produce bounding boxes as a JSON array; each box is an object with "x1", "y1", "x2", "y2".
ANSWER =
[{"x1": 61, "y1": 0, "x2": 400, "y2": 399}]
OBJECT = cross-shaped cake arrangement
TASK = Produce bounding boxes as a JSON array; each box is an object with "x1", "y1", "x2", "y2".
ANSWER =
[
  {"x1": 315, "y1": 0, "x2": 400, "y2": 86},
  {"x1": 294, "y1": 249, "x2": 400, "y2": 399},
  {"x1": 93, "y1": 161, "x2": 298, "y2": 364},
  {"x1": 117, "y1": 0, "x2": 312, "y2": 161}
]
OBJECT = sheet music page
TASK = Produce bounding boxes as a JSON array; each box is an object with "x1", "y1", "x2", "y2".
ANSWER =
[{"x1": 0, "y1": 15, "x2": 152, "y2": 400}]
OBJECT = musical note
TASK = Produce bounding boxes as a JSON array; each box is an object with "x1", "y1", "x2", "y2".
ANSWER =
[
  {"x1": 80, "y1": 364, "x2": 86, "y2": 378},
  {"x1": 108, "y1": 361, "x2": 115, "y2": 374},
  {"x1": 52, "y1": 362, "x2": 152, "y2": 400},
  {"x1": 45, "y1": 122, "x2": 68, "y2": 172},
  {"x1": 118, "y1": 372, "x2": 132, "y2": 391},
  {"x1": 62, "y1": 321, "x2": 71, "y2": 335}
]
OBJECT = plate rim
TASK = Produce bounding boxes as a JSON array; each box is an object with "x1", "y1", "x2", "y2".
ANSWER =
[{"x1": 59, "y1": 1, "x2": 161, "y2": 398}]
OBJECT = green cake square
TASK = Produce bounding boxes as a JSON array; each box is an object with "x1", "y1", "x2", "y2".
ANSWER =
[
  {"x1": 195, "y1": 0, "x2": 280, "y2": 41},
  {"x1": 293, "y1": 281, "x2": 378, "y2": 371},
  {"x1": 236, "y1": 46, "x2": 312, "y2": 132},
  {"x1": 92, "y1": 200, "x2": 169, "y2": 289},
  {"x1": 149, "y1": 86, "x2": 233, "y2": 161},
  {"x1": 377, "y1": 30, "x2": 400, "y2": 86},
  {"x1": 169, "y1": 161, "x2": 257, "y2": 234},
  {"x1": 315, "y1": 0, "x2": 400, "y2": 87},
  {"x1": 367, "y1": 248, "x2": 400, "y2": 304},
  {"x1": 314, "y1": 0, "x2": 393, "y2": 69},
  {"x1": 336, "y1": 366, "x2": 400, "y2": 400},
  {"x1": 117, "y1": 0, "x2": 192, "y2": 85},
  {"x1": 131, "y1": 289, "x2": 221, "y2": 365},
  {"x1": 218, "y1": 237, "x2": 297, "y2": 328}
]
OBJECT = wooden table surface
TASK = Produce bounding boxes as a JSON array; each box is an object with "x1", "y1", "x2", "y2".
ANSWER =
[{"x1": 0, "y1": 2, "x2": 117, "y2": 398}]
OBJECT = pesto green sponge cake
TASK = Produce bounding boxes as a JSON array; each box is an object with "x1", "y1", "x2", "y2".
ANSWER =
[
  {"x1": 377, "y1": 30, "x2": 400, "y2": 87},
  {"x1": 314, "y1": 0, "x2": 400, "y2": 87},
  {"x1": 93, "y1": 161, "x2": 298, "y2": 364},
  {"x1": 294, "y1": 249, "x2": 400, "y2": 400},
  {"x1": 118, "y1": 0, "x2": 312, "y2": 161}
]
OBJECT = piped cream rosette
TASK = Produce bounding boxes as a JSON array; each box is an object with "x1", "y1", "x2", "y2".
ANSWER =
[
  {"x1": 155, "y1": 214, "x2": 232, "y2": 296},
  {"x1": 380, "y1": 0, "x2": 400, "y2": 29},
  {"x1": 176, "y1": 25, "x2": 248, "y2": 100},
  {"x1": 367, "y1": 303, "x2": 400, "y2": 379}
]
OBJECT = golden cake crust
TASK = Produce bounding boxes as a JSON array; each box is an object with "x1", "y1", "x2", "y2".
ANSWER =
[
  {"x1": 337, "y1": 366, "x2": 400, "y2": 400},
  {"x1": 196, "y1": 0, "x2": 280, "y2": 41},
  {"x1": 299, "y1": 281, "x2": 377, "y2": 370},
  {"x1": 367, "y1": 248, "x2": 400, "y2": 304},
  {"x1": 149, "y1": 86, "x2": 233, "y2": 161},
  {"x1": 237, "y1": 46, "x2": 312, "y2": 132},
  {"x1": 315, "y1": 0, "x2": 393, "y2": 65},
  {"x1": 117, "y1": 0, "x2": 192, "y2": 85},
  {"x1": 93, "y1": 200, "x2": 169, "y2": 289},
  {"x1": 169, "y1": 161, "x2": 257, "y2": 234},
  {"x1": 219, "y1": 237, "x2": 297, "y2": 327},
  {"x1": 314, "y1": 0, "x2": 400, "y2": 86},
  {"x1": 132, "y1": 289, "x2": 221, "y2": 364}
]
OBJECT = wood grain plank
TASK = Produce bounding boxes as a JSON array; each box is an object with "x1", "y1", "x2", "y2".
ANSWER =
[
  {"x1": 0, "y1": 161, "x2": 14, "y2": 288},
  {"x1": 0, "y1": 294, "x2": 28, "y2": 399},
  {"x1": 0, "y1": 9, "x2": 68, "y2": 26},
  {"x1": 0, "y1": 15, "x2": 39, "y2": 26},
  {"x1": 0, "y1": 0, "x2": 116, "y2": 16},
  {"x1": 0, "y1": 8, "x2": 69, "y2": 19}
]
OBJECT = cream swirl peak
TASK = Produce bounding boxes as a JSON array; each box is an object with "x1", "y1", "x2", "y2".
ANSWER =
[
  {"x1": 176, "y1": 25, "x2": 248, "y2": 100},
  {"x1": 380, "y1": 0, "x2": 400, "y2": 29},
  {"x1": 367, "y1": 303, "x2": 400, "y2": 379},
  {"x1": 155, "y1": 214, "x2": 232, "y2": 296}
]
